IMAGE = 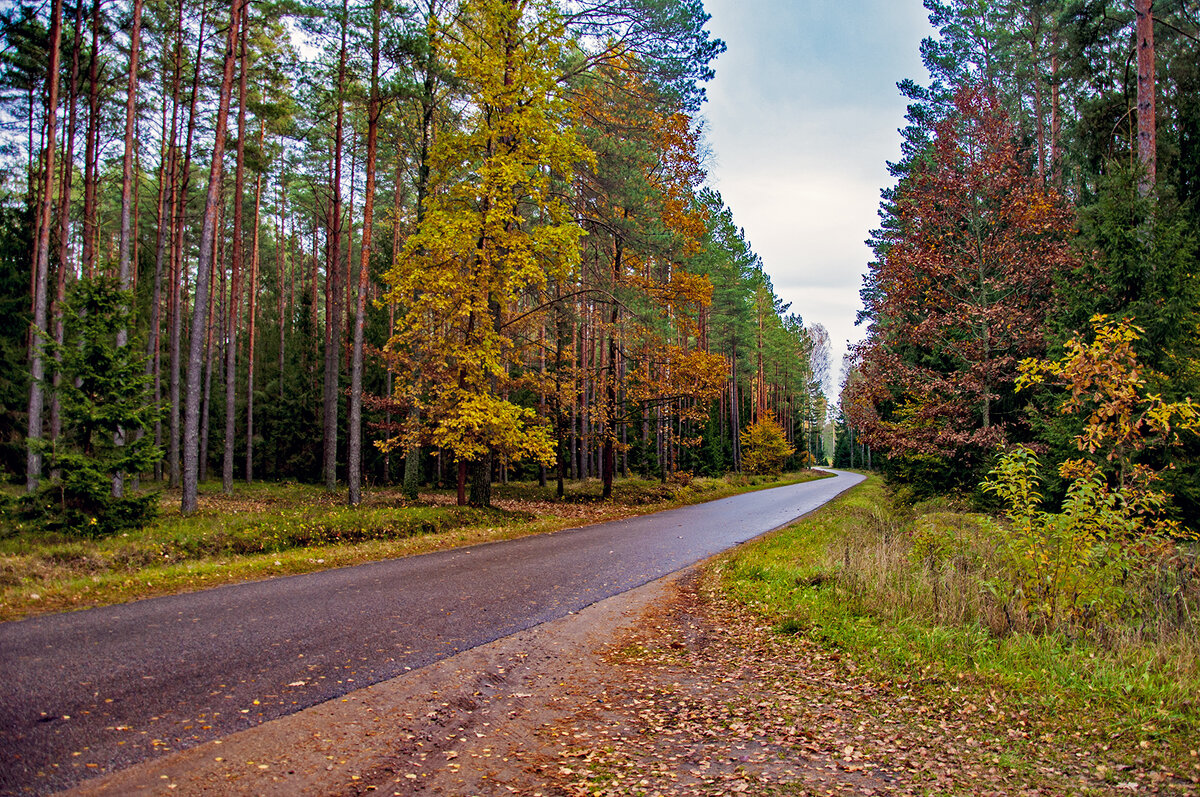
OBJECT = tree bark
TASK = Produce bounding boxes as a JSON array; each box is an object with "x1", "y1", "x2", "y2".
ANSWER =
[
  {"x1": 50, "y1": 0, "x2": 85, "y2": 468},
  {"x1": 26, "y1": 0, "x2": 64, "y2": 491},
  {"x1": 223, "y1": 7, "x2": 249, "y2": 495},
  {"x1": 112, "y1": 0, "x2": 145, "y2": 498},
  {"x1": 403, "y1": 1, "x2": 442, "y2": 500},
  {"x1": 81, "y1": 0, "x2": 101, "y2": 279},
  {"x1": 183, "y1": 0, "x2": 242, "y2": 514},
  {"x1": 148, "y1": 10, "x2": 183, "y2": 482},
  {"x1": 245, "y1": 122, "x2": 264, "y2": 483},
  {"x1": 1135, "y1": 0, "x2": 1156, "y2": 194},
  {"x1": 275, "y1": 177, "x2": 287, "y2": 476},
  {"x1": 601, "y1": 235, "x2": 622, "y2": 499},
  {"x1": 202, "y1": 215, "x2": 224, "y2": 483},
  {"x1": 170, "y1": 3, "x2": 207, "y2": 488},
  {"x1": 323, "y1": 0, "x2": 349, "y2": 492},
  {"x1": 1050, "y1": 36, "x2": 1061, "y2": 187},
  {"x1": 349, "y1": 0, "x2": 381, "y2": 506}
]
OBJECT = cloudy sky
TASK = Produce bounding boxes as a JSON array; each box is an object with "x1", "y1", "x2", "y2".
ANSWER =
[{"x1": 700, "y1": 0, "x2": 936, "y2": 395}]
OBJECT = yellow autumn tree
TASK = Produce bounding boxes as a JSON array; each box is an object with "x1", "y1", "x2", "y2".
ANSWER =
[
  {"x1": 739, "y1": 413, "x2": 795, "y2": 477},
  {"x1": 383, "y1": 0, "x2": 592, "y2": 506}
]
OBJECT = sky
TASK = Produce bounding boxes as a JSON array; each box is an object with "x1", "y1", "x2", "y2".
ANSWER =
[{"x1": 699, "y1": 0, "x2": 936, "y2": 398}]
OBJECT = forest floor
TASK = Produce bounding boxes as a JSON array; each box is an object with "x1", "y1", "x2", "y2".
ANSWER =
[{"x1": 68, "y1": 480, "x2": 1200, "y2": 797}]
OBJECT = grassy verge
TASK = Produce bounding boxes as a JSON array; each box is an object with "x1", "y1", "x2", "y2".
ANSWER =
[
  {"x1": 717, "y1": 475, "x2": 1200, "y2": 784},
  {"x1": 0, "y1": 470, "x2": 827, "y2": 622}
]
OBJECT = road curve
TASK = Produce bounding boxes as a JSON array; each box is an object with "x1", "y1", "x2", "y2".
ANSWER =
[{"x1": 0, "y1": 469, "x2": 863, "y2": 795}]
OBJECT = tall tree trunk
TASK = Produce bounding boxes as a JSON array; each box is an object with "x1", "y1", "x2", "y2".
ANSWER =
[
  {"x1": 349, "y1": 0, "x2": 381, "y2": 506},
  {"x1": 81, "y1": 0, "x2": 101, "y2": 279},
  {"x1": 245, "y1": 123, "x2": 264, "y2": 483},
  {"x1": 403, "y1": 1, "x2": 441, "y2": 501},
  {"x1": 50, "y1": 0, "x2": 85, "y2": 467},
  {"x1": 601, "y1": 235, "x2": 622, "y2": 499},
  {"x1": 223, "y1": 6, "x2": 249, "y2": 495},
  {"x1": 169, "y1": 2, "x2": 207, "y2": 488},
  {"x1": 182, "y1": 0, "x2": 242, "y2": 514},
  {"x1": 276, "y1": 173, "x2": 287, "y2": 477},
  {"x1": 554, "y1": 302, "x2": 565, "y2": 498},
  {"x1": 116, "y1": 0, "x2": 144, "y2": 315},
  {"x1": 1050, "y1": 34, "x2": 1061, "y2": 187},
  {"x1": 384, "y1": 158, "x2": 403, "y2": 486},
  {"x1": 538, "y1": 322, "x2": 547, "y2": 488},
  {"x1": 345, "y1": 136, "x2": 357, "y2": 373},
  {"x1": 730, "y1": 345, "x2": 741, "y2": 471},
  {"x1": 1135, "y1": 0, "x2": 1156, "y2": 194},
  {"x1": 26, "y1": 0, "x2": 64, "y2": 491},
  {"x1": 323, "y1": 0, "x2": 349, "y2": 492},
  {"x1": 112, "y1": 0, "x2": 144, "y2": 498},
  {"x1": 1026, "y1": 9, "x2": 1046, "y2": 182},
  {"x1": 202, "y1": 216, "x2": 224, "y2": 482},
  {"x1": 311, "y1": 221, "x2": 319, "y2": 362},
  {"x1": 148, "y1": 11, "x2": 182, "y2": 482}
]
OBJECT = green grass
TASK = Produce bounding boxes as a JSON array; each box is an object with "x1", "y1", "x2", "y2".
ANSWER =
[
  {"x1": 716, "y1": 475, "x2": 1200, "y2": 775},
  {"x1": 0, "y1": 470, "x2": 828, "y2": 622}
]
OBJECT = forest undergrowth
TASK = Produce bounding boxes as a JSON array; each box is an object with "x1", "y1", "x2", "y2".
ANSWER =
[
  {"x1": 0, "y1": 470, "x2": 826, "y2": 622},
  {"x1": 720, "y1": 476, "x2": 1200, "y2": 787}
]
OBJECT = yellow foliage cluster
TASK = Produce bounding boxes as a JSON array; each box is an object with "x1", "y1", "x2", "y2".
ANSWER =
[
  {"x1": 382, "y1": 0, "x2": 591, "y2": 465},
  {"x1": 1001, "y1": 315, "x2": 1200, "y2": 562},
  {"x1": 739, "y1": 414, "x2": 795, "y2": 477},
  {"x1": 1017, "y1": 314, "x2": 1200, "y2": 463}
]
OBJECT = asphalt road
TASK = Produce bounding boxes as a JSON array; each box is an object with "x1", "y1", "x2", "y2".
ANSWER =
[{"x1": 0, "y1": 470, "x2": 863, "y2": 795}]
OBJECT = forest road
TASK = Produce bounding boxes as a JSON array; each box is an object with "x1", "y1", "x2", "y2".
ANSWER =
[{"x1": 0, "y1": 469, "x2": 863, "y2": 796}]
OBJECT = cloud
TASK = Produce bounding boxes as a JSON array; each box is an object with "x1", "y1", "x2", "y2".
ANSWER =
[{"x1": 699, "y1": 0, "x2": 935, "y2": 393}]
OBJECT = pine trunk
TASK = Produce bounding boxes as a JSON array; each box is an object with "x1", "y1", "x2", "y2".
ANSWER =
[
  {"x1": 1134, "y1": 0, "x2": 1156, "y2": 194},
  {"x1": 50, "y1": 0, "x2": 85, "y2": 462},
  {"x1": 349, "y1": 2, "x2": 381, "y2": 507},
  {"x1": 182, "y1": 0, "x2": 242, "y2": 514},
  {"x1": 223, "y1": 11, "x2": 248, "y2": 495},
  {"x1": 25, "y1": 0, "x2": 64, "y2": 491},
  {"x1": 81, "y1": 0, "x2": 100, "y2": 279},
  {"x1": 245, "y1": 126, "x2": 264, "y2": 483},
  {"x1": 202, "y1": 222, "x2": 224, "y2": 483},
  {"x1": 148, "y1": 15, "x2": 183, "y2": 482},
  {"x1": 112, "y1": 0, "x2": 144, "y2": 497},
  {"x1": 323, "y1": 2, "x2": 349, "y2": 492},
  {"x1": 169, "y1": 4, "x2": 207, "y2": 488}
]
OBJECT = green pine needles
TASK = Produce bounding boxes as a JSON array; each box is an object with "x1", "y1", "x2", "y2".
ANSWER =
[{"x1": 22, "y1": 278, "x2": 163, "y2": 536}]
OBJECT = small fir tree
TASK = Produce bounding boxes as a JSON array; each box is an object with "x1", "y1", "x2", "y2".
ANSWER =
[{"x1": 24, "y1": 278, "x2": 162, "y2": 535}]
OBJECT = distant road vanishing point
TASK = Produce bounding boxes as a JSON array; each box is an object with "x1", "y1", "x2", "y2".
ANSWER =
[{"x1": 0, "y1": 469, "x2": 864, "y2": 795}]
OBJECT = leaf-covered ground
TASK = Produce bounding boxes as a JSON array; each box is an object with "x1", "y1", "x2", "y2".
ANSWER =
[
  {"x1": 66, "y1": 563, "x2": 1200, "y2": 796},
  {"x1": 525, "y1": 572, "x2": 1199, "y2": 796}
]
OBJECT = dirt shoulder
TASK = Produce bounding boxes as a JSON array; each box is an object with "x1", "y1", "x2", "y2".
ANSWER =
[
  {"x1": 67, "y1": 567, "x2": 1200, "y2": 797},
  {"x1": 64, "y1": 571, "x2": 678, "y2": 797}
]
